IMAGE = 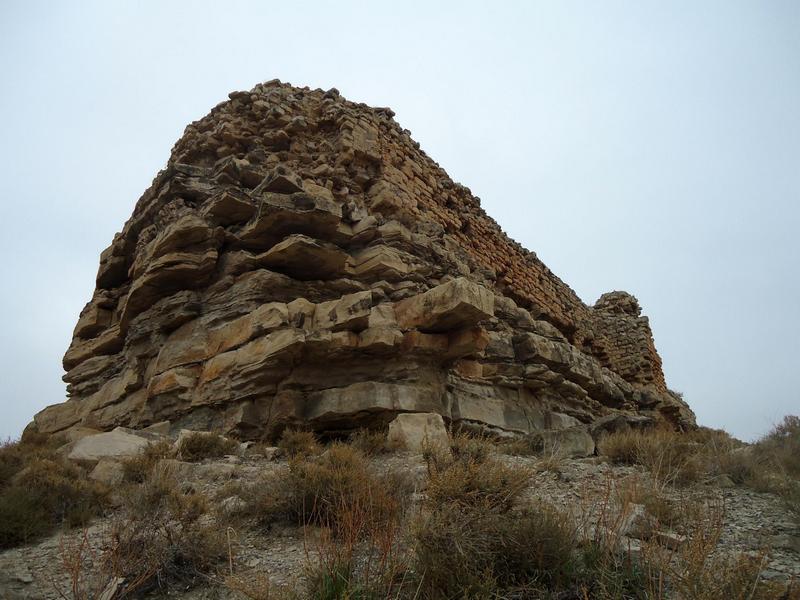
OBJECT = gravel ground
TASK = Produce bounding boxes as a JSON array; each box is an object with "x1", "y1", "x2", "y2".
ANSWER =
[{"x1": 1, "y1": 451, "x2": 797, "y2": 599}]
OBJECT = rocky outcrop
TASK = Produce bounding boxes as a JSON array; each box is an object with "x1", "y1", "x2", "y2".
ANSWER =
[{"x1": 28, "y1": 80, "x2": 694, "y2": 441}]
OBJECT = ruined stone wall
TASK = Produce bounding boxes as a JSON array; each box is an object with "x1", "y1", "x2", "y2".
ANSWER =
[
  {"x1": 314, "y1": 88, "x2": 668, "y2": 393},
  {"x1": 30, "y1": 80, "x2": 691, "y2": 440}
]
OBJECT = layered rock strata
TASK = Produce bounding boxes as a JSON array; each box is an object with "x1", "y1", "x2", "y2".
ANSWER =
[{"x1": 30, "y1": 80, "x2": 694, "y2": 440}]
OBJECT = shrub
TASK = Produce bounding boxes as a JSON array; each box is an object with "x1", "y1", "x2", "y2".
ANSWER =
[
  {"x1": 0, "y1": 439, "x2": 25, "y2": 488},
  {"x1": 121, "y1": 439, "x2": 174, "y2": 483},
  {"x1": 426, "y1": 456, "x2": 530, "y2": 513},
  {"x1": 635, "y1": 504, "x2": 788, "y2": 600},
  {"x1": 756, "y1": 415, "x2": 800, "y2": 476},
  {"x1": 242, "y1": 443, "x2": 412, "y2": 535},
  {"x1": 347, "y1": 428, "x2": 388, "y2": 456},
  {"x1": 103, "y1": 512, "x2": 224, "y2": 595},
  {"x1": 277, "y1": 429, "x2": 320, "y2": 459},
  {"x1": 414, "y1": 503, "x2": 577, "y2": 598},
  {"x1": 499, "y1": 433, "x2": 545, "y2": 457},
  {"x1": 224, "y1": 571, "x2": 277, "y2": 600},
  {"x1": 124, "y1": 461, "x2": 208, "y2": 522},
  {"x1": 413, "y1": 439, "x2": 580, "y2": 598},
  {"x1": 614, "y1": 477, "x2": 677, "y2": 529},
  {"x1": 237, "y1": 444, "x2": 414, "y2": 599},
  {"x1": 448, "y1": 432, "x2": 495, "y2": 464},
  {"x1": 177, "y1": 431, "x2": 238, "y2": 461},
  {"x1": 0, "y1": 457, "x2": 108, "y2": 548},
  {"x1": 598, "y1": 428, "x2": 704, "y2": 486},
  {"x1": 287, "y1": 444, "x2": 404, "y2": 531},
  {"x1": 0, "y1": 432, "x2": 67, "y2": 489},
  {"x1": 69, "y1": 461, "x2": 224, "y2": 596},
  {"x1": 752, "y1": 415, "x2": 800, "y2": 522}
]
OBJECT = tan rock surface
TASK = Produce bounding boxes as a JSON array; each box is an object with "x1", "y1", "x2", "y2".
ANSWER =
[
  {"x1": 28, "y1": 80, "x2": 695, "y2": 442},
  {"x1": 387, "y1": 413, "x2": 451, "y2": 452}
]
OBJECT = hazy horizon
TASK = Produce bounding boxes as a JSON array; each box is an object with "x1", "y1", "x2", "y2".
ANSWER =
[{"x1": 1, "y1": 1, "x2": 798, "y2": 441}]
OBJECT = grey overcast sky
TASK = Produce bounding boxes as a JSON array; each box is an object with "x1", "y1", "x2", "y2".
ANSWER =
[{"x1": 0, "y1": 1, "x2": 798, "y2": 441}]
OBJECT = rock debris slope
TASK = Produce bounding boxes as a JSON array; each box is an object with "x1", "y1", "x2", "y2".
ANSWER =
[{"x1": 29, "y1": 80, "x2": 695, "y2": 440}]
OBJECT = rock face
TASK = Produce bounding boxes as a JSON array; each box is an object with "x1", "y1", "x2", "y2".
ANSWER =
[
  {"x1": 29, "y1": 80, "x2": 694, "y2": 441},
  {"x1": 387, "y1": 413, "x2": 450, "y2": 452}
]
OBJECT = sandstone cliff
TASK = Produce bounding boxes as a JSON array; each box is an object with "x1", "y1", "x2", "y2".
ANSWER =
[{"x1": 29, "y1": 80, "x2": 694, "y2": 440}]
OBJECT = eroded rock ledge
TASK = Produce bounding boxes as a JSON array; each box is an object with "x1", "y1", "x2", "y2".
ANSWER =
[{"x1": 29, "y1": 80, "x2": 694, "y2": 441}]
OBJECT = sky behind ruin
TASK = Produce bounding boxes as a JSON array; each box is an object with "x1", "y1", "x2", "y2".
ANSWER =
[{"x1": 0, "y1": 0, "x2": 798, "y2": 441}]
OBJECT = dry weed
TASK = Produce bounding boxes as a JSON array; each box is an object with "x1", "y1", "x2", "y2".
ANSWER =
[{"x1": 177, "y1": 431, "x2": 238, "y2": 461}]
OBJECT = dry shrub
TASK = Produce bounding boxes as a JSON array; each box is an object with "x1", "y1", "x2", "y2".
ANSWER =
[
  {"x1": 598, "y1": 417, "x2": 800, "y2": 513},
  {"x1": 751, "y1": 415, "x2": 800, "y2": 522},
  {"x1": 304, "y1": 486, "x2": 411, "y2": 600},
  {"x1": 421, "y1": 431, "x2": 494, "y2": 477},
  {"x1": 614, "y1": 476, "x2": 682, "y2": 530},
  {"x1": 0, "y1": 432, "x2": 67, "y2": 487},
  {"x1": 425, "y1": 455, "x2": 530, "y2": 513},
  {"x1": 498, "y1": 433, "x2": 543, "y2": 457},
  {"x1": 0, "y1": 438, "x2": 26, "y2": 487},
  {"x1": 93, "y1": 462, "x2": 224, "y2": 595},
  {"x1": 347, "y1": 428, "x2": 388, "y2": 456},
  {"x1": 121, "y1": 439, "x2": 173, "y2": 483},
  {"x1": 224, "y1": 571, "x2": 279, "y2": 600},
  {"x1": 414, "y1": 441, "x2": 582, "y2": 598},
  {"x1": 576, "y1": 480, "x2": 787, "y2": 599},
  {"x1": 0, "y1": 456, "x2": 108, "y2": 548},
  {"x1": 449, "y1": 431, "x2": 495, "y2": 462},
  {"x1": 688, "y1": 416, "x2": 800, "y2": 523},
  {"x1": 103, "y1": 513, "x2": 224, "y2": 596},
  {"x1": 535, "y1": 448, "x2": 566, "y2": 475},
  {"x1": 242, "y1": 444, "x2": 412, "y2": 532},
  {"x1": 124, "y1": 461, "x2": 208, "y2": 522},
  {"x1": 598, "y1": 428, "x2": 705, "y2": 486},
  {"x1": 177, "y1": 431, "x2": 238, "y2": 461},
  {"x1": 237, "y1": 444, "x2": 413, "y2": 598},
  {"x1": 277, "y1": 429, "x2": 320, "y2": 459},
  {"x1": 287, "y1": 444, "x2": 406, "y2": 531},
  {"x1": 414, "y1": 503, "x2": 577, "y2": 598},
  {"x1": 756, "y1": 415, "x2": 800, "y2": 478},
  {"x1": 294, "y1": 445, "x2": 413, "y2": 598}
]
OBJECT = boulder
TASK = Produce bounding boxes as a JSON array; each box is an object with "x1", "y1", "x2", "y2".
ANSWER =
[
  {"x1": 387, "y1": 412, "x2": 450, "y2": 452},
  {"x1": 537, "y1": 426, "x2": 596, "y2": 458},
  {"x1": 68, "y1": 427, "x2": 152, "y2": 463},
  {"x1": 89, "y1": 457, "x2": 126, "y2": 486},
  {"x1": 619, "y1": 503, "x2": 657, "y2": 540}
]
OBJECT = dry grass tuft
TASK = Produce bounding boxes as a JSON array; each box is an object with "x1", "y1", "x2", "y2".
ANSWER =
[
  {"x1": 599, "y1": 427, "x2": 706, "y2": 486},
  {"x1": 277, "y1": 429, "x2": 321, "y2": 459},
  {"x1": 121, "y1": 439, "x2": 174, "y2": 483},
  {"x1": 414, "y1": 502, "x2": 577, "y2": 598},
  {"x1": 614, "y1": 476, "x2": 683, "y2": 530},
  {"x1": 177, "y1": 431, "x2": 238, "y2": 461},
  {"x1": 414, "y1": 437, "x2": 584, "y2": 598},
  {"x1": 347, "y1": 428, "x2": 389, "y2": 456},
  {"x1": 596, "y1": 415, "x2": 800, "y2": 531},
  {"x1": 425, "y1": 455, "x2": 530, "y2": 513}
]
